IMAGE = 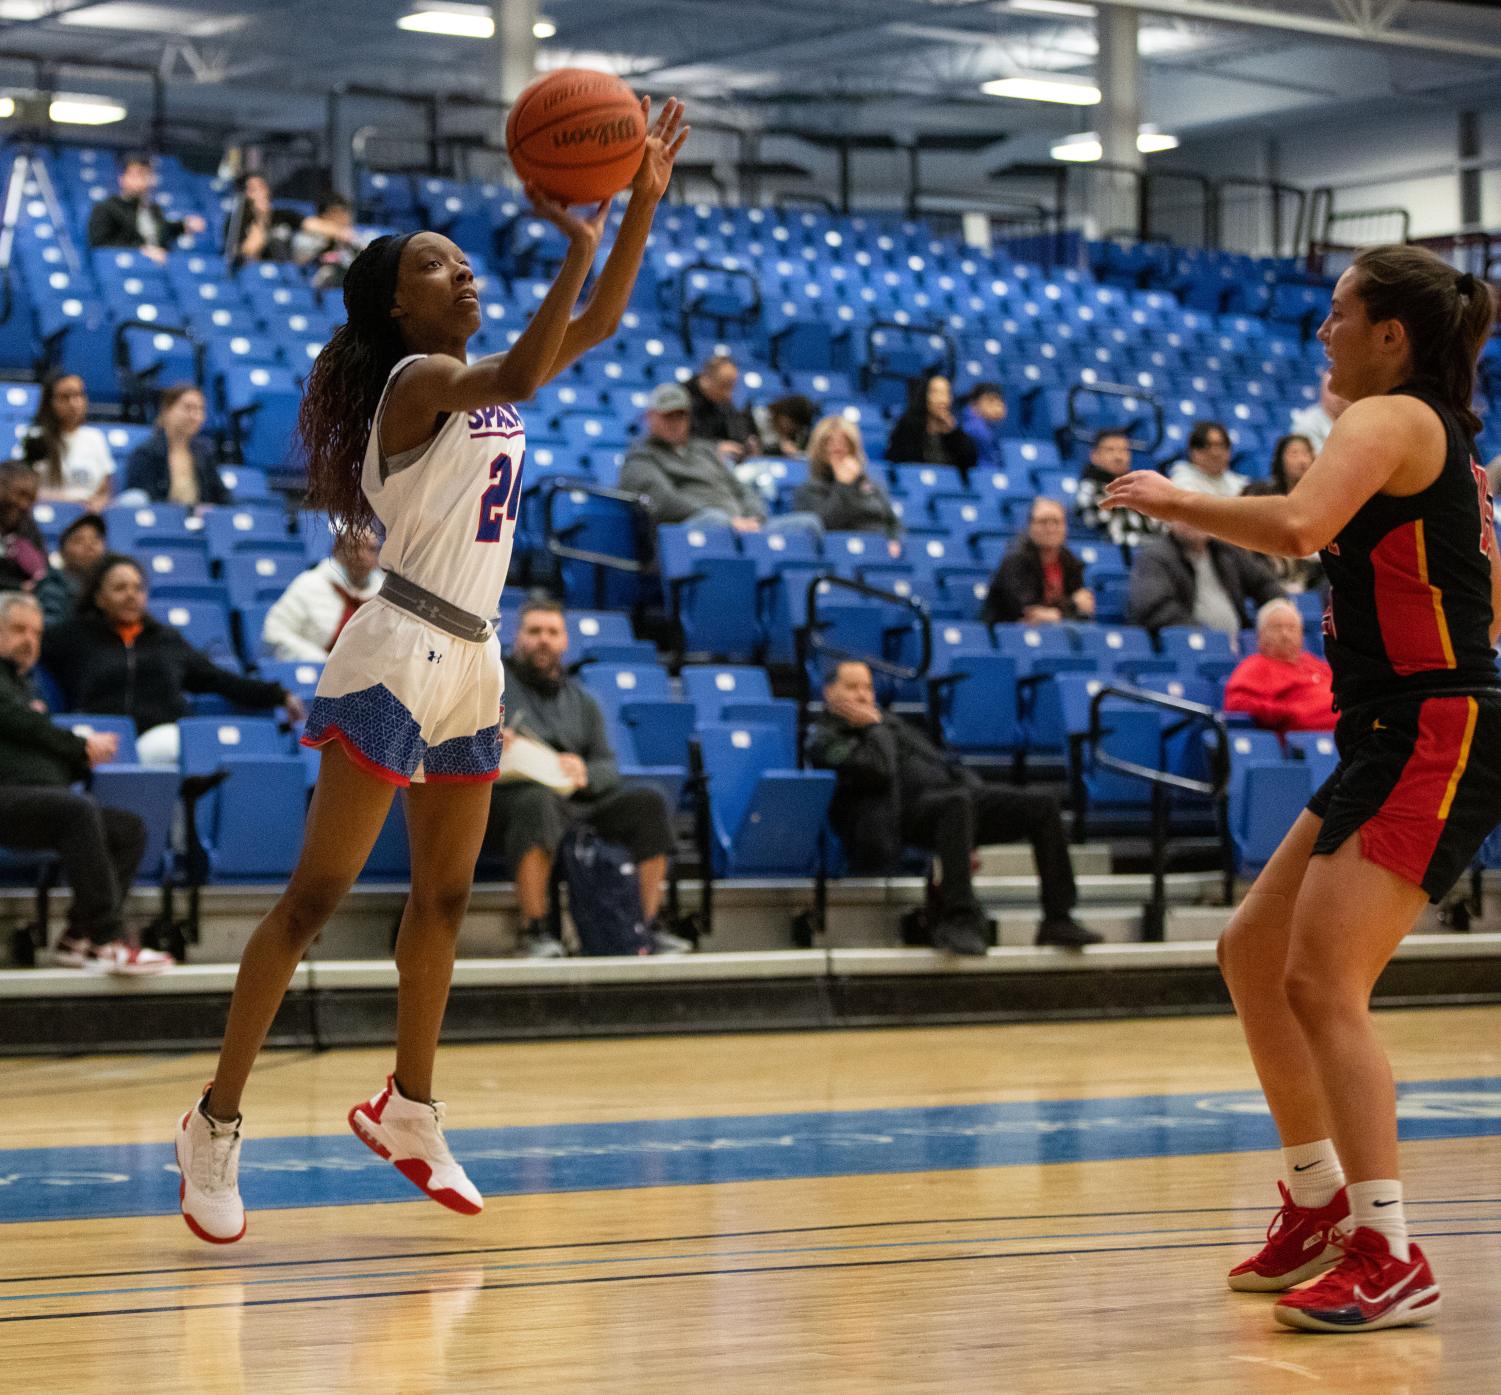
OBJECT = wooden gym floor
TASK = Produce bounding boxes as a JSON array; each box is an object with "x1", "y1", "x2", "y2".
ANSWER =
[{"x1": 1, "y1": 1007, "x2": 1498, "y2": 1394}]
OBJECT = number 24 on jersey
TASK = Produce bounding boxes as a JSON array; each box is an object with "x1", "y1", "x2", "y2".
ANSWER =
[{"x1": 476, "y1": 450, "x2": 525, "y2": 543}]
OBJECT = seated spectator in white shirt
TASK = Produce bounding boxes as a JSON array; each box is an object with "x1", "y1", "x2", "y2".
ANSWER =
[
  {"x1": 261, "y1": 531, "x2": 383, "y2": 662},
  {"x1": 1168, "y1": 420, "x2": 1247, "y2": 498},
  {"x1": 24, "y1": 373, "x2": 115, "y2": 509},
  {"x1": 1288, "y1": 370, "x2": 1349, "y2": 454}
]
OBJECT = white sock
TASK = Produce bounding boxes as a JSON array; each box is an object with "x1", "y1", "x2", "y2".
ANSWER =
[
  {"x1": 1347, "y1": 1179, "x2": 1409, "y2": 1262},
  {"x1": 1282, "y1": 1139, "x2": 1345, "y2": 1209}
]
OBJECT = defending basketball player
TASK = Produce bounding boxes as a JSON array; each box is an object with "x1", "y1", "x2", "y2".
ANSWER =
[
  {"x1": 1103, "y1": 246, "x2": 1499, "y2": 1333},
  {"x1": 173, "y1": 98, "x2": 689, "y2": 1244}
]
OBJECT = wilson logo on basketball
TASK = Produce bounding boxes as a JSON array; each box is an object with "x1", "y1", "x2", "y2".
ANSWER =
[
  {"x1": 551, "y1": 117, "x2": 640, "y2": 150},
  {"x1": 539, "y1": 81, "x2": 600, "y2": 111}
]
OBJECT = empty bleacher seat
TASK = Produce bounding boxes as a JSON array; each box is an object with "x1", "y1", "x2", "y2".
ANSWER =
[{"x1": 698, "y1": 722, "x2": 835, "y2": 877}]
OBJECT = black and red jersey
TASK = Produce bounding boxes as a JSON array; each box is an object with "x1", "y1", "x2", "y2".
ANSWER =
[{"x1": 1320, "y1": 383, "x2": 1499, "y2": 711}]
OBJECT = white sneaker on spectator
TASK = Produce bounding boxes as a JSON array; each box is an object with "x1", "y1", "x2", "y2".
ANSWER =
[
  {"x1": 348, "y1": 1075, "x2": 483, "y2": 1216},
  {"x1": 51, "y1": 934, "x2": 95, "y2": 968},
  {"x1": 89, "y1": 940, "x2": 174, "y2": 976},
  {"x1": 176, "y1": 1089, "x2": 246, "y2": 1244}
]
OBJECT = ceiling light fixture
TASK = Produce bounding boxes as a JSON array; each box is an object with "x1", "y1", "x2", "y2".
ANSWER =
[
  {"x1": 1050, "y1": 125, "x2": 1181, "y2": 161},
  {"x1": 1004, "y1": 0, "x2": 1097, "y2": 17},
  {"x1": 982, "y1": 75, "x2": 1101, "y2": 104},
  {"x1": 396, "y1": 2, "x2": 494, "y2": 39},
  {"x1": 533, "y1": 17, "x2": 557, "y2": 39},
  {"x1": 48, "y1": 94, "x2": 128, "y2": 125}
]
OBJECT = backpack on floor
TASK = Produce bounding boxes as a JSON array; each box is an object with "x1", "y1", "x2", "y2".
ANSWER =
[{"x1": 558, "y1": 824, "x2": 653, "y2": 956}]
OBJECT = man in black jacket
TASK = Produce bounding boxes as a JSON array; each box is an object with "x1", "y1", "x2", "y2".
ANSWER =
[
  {"x1": 86, "y1": 153, "x2": 206, "y2": 263},
  {"x1": 806, "y1": 660, "x2": 1101, "y2": 953},
  {"x1": 0, "y1": 591, "x2": 169, "y2": 973},
  {"x1": 686, "y1": 354, "x2": 758, "y2": 462},
  {"x1": 1126, "y1": 520, "x2": 1284, "y2": 635},
  {"x1": 482, "y1": 598, "x2": 681, "y2": 958}
]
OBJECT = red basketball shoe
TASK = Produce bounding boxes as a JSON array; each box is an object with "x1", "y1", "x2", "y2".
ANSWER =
[
  {"x1": 348, "y1": 1075, "x2": 483, "y2": 1216},
  {"x1": 1227, "y1": 1181, "x2": 1348, "y2": 1292},
  {"x1": 1274, "y1": 1227, "x2": 1441, "y2": 1332}
]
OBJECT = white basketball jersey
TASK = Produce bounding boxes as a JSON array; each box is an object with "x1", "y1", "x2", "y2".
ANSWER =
[{"x1": 360, "y1": 353, "x2": 524, "y2": 619}]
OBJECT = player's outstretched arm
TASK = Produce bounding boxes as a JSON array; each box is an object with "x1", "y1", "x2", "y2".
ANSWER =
[
  {"x1": 543, "y1": 97, "x2": 689, "y2": 382},
  {"x1": 1101, "y1": 396, "x2": 1424, "y2": 558},
  {"x1": 395, "y1": 194, "x2": 606, "y2": 419}
]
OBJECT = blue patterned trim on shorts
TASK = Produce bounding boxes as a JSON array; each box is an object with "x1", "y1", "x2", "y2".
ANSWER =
[
  {"x1": 302, "y1": 683, "x2": 424, "y2": 780},
  {"x1": 424, "y1": 722, "x2": 502, "y2": 780}
]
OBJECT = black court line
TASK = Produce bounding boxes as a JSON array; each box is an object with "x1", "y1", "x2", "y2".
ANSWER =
[
  {"x1": 0, "y1": 1049, "x2": 319, "y2": 1103},
  {"x1": 12, "y1": 1216, "x2": 1500, "y2": 1310},
  {"x1": 7, "y1": 1229, "x2": 1501, "y2": 1327},
  {"x1": 5, "y1": 1197, "x2": 1498, "y2": 1288}
]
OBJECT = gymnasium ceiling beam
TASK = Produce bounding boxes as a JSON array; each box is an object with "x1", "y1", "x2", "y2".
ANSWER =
[{"x1": 1083, "y1": 0, "x2": 1501, "y2": 62}]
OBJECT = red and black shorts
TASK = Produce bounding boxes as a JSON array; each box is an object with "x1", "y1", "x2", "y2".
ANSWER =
[{"x1": 1309, "y1": 691, "x2": 1501, "y2": 901}]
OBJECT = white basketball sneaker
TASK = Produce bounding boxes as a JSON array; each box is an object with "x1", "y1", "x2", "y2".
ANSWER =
[
  {"x1": 348, "y1": 1074, "x2": 483, "y2": 1216},
  {"x1": 176, "y1": 1088, "x2": 247, "y2": 1244}
]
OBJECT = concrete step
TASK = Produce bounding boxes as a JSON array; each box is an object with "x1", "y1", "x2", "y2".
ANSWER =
[{"x1": 975, "y1": 842, "x2": 1114, "y2": 877}]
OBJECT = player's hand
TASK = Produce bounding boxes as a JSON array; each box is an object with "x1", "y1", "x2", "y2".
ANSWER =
[
  {"x1": 1101, "y1": 469, "x2": 1184, "y2": 522},
  {"x1": 525, "y1": 185, "x2": 610, "y2": 254},
  {"x1": 632, "y1": 97, "x2": 689, "y2": 203},
  {"x1": 557, "y1": 753, "x2": 589, "y2": 790}
]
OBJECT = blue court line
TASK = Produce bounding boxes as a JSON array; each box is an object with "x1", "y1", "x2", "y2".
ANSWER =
[
  {"x1": 2, "y1": 1075, "x2": 1499, "y2": 1226},
  {"x1": 9, "y1": 1230, "x2": 1501, "y2": 1326},
  {"x1": 7, "y1": 1215, "x2": 1500, "y2": 1308}
]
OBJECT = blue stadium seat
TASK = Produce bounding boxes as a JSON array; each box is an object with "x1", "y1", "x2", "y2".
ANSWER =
[
  {"x1": 259, "y1": 659, "x2": 325, "y2": 702},
  {"x1": 220, "y1": 364, "x2": 302, "y2": 469},
  {"x1": 577, "y1": 663, "x2": 673, "y2": 719},
  {"x1": 89, "y1": 765, "x2": 178, "y2": 884},
  {"x1": 158, "y1": 599, "x2": 238, "y2": 668},
  {"x1": 224, "y1": 553, "x2": 305, "y2": 611},
  {"x1": 698, "y1": 722, "x2": 835, "y2": 877},
  {"x1": 178, "y1": 715, "x2": 290, "y2": 776},
  {"x1": 48, "y1": 713, "x2": 138, "y2": 763},
  {"x1": 198, "y1": 755, "x2": 307, "y2": 881},
  {"x1": 203, "y1": 506, "x2": 297, "y2": 563},
  {"x1": 1284, "y1": 729, "x2": 1339, "y2": 786},
  {"x1": 140, "y1": 547, "x2": 213, "y2": 587},
  {"x1": 931, "y1": 652, "x2": 1023, "y2": 757},
  {"x1": 657, "y1": 524, "x2": 759, "y2": 660},
  {"x1": 1231, "y1": 761, "x2": 1313, "y2": 875}
]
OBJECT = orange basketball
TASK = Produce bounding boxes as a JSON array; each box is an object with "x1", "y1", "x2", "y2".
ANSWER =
[{"x1": 506, "y1": 68, "x2": 646, "y2": 205}]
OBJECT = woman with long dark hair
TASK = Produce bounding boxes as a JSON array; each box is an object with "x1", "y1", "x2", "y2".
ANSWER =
[
  {"x1": 884, "y1": 372, "x2": 978, "y2": 479},
  {"x1": 1105, "y1": 246, "x2": 1499, "y2": 1333},
  {"x1": 1246, "y1": 434, "x2": 1322, "y2": 591},
  {"x1": 173, "y1": 100, "x2": 688, "y2": 1246},
  {"x1": 43, "y1": 552, "x2": 300, "y2": 766},
  {"x1": 25, "y1": 371, "x2": 115, "y2": 507}
]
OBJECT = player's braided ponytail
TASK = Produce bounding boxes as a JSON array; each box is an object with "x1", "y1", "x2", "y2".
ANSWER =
[{"x1": 297, "y1": 233, "x2": 415, "y2": 535}]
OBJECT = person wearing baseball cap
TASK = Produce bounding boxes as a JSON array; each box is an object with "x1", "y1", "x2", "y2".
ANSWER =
[
  {"x1": 619, "y1": 381, "x2": 820, "y2": 536},
  {"x1": 35, "y1": 511, "x2": 106, "y2": 627}
]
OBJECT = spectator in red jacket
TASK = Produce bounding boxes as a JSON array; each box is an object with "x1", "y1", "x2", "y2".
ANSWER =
[{"x1": 1223, "y1": 598, "x2": 1336, "y2": 733}]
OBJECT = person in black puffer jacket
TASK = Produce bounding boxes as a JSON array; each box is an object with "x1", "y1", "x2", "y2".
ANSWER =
[
  {"x1": 41, "y1": 553, "x2": 302, "y2": 766},
  {"x1": 792, "y1": 416, "x2": 902, "y2": 541}
]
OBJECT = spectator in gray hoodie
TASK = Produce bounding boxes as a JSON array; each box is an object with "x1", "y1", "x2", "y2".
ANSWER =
[{"x1": 619, "y1": 384, "x2": 820, "y2": 536}]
